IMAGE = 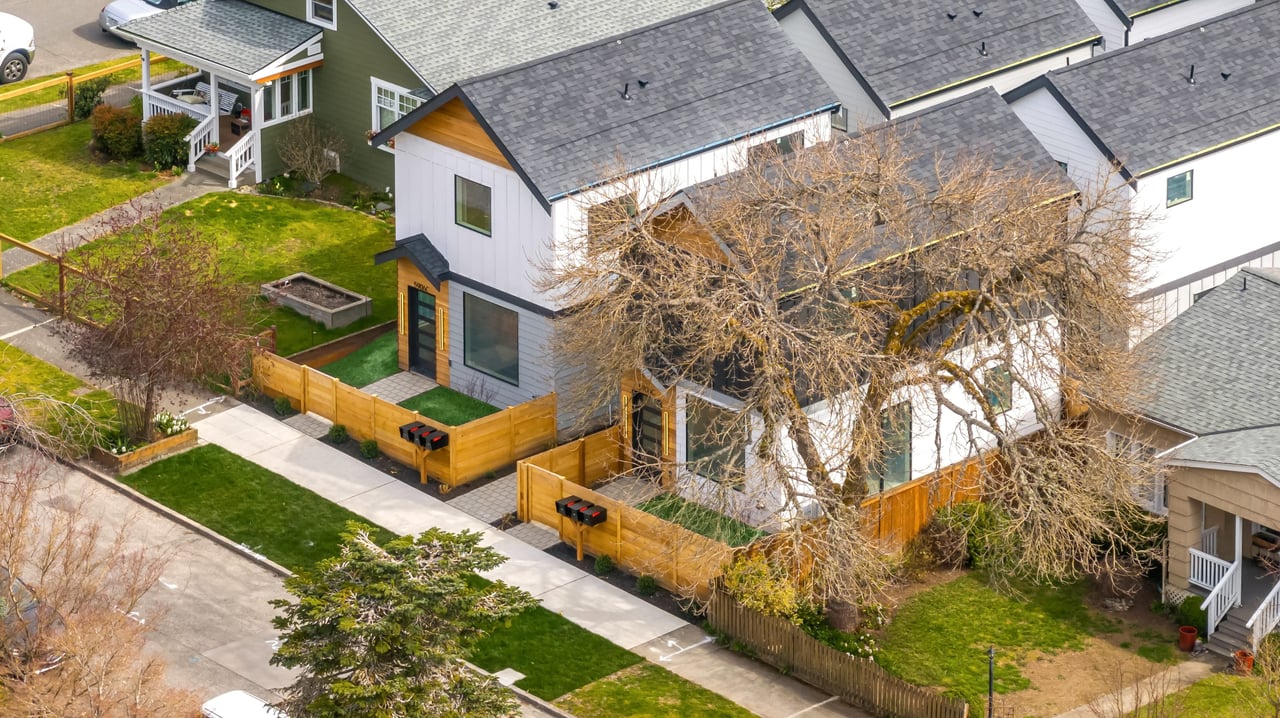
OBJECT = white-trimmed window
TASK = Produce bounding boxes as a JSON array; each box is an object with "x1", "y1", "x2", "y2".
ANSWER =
[
  {"x1": 685, "y1": 395, "x2": 746, "y2": 489},
  {"x1": 1166, "y1": 170, "x2": 1193, "y2": 207},
  {"x1": 260, "y1": 69, "x2": 313, "y2": 126},
  {"x1": 371, "y1": 79, "x2": 422, "y2": 144},
  {"x1": 308, "y1": 0, "x2": 336, "y2": 29},
  {"x1": 1108, "y1": 431, "x2": 1166, "y2": 514}
]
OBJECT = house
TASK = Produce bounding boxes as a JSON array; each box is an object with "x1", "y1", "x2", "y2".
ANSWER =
[
  {"x1": 620, "y1": 88, "x2": 1073, "y2": 527},
  {"x1": 1006, "y1": 0, "x2": 1280, "y2": 334},
  {"x1": 774, "y1": 0, "x2": 1102, "y2": 127},
  {"x1": 1073, "y1": 0, "x2": 1255, "y2": 51},
  {"x1": 1098, "y1": 267, "x2": 1280, "y2": 655},
  {"x1": 366, "y1": 0, "x2": 839, "y2": 429},
  {"x1": 116, "y1": 0, "x2": 725, "y2": 188}
]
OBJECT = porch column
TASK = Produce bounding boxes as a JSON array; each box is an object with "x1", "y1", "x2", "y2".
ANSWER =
[
  {"x1": 140, "y1": 50, "x2": 152, "y2": 121},
  {"x1": 1237, "y1": 514, "x2": 1245, "y2": 607},
  {"x1": 208, "y1": 71, "x2": 221, "y2": 146},
  {"x1": 252, "y1": 86, "x2": 265, "y2": 184}
]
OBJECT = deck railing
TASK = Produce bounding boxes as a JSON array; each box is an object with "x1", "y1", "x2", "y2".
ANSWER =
[
  {"x1": 185, "y1": 113, "x2": 216, "y2": 172},
  {"x1": 1199, "y1": 557, "x2": 1240, "y2": 641},
  {"x1": 1189, "y1": 547, "x2": 1231, "y2": 591},
  {"x1": 225, "y1": 131, "x2": 256, "y2": 188},
  {"x1": 1201, "y1": 525, "x2": 1219, "y2": 556},
  {"x1": 1247, "y1": 579, "x2": 1280, "y2": 650}
]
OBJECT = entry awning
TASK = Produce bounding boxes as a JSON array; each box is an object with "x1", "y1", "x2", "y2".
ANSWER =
[
  {"x1": 374, "y1": 234, "x2": 450, "y2": 290},
  {"x1": 119, "y1": 0, "x2": 322, "y2": 83}
]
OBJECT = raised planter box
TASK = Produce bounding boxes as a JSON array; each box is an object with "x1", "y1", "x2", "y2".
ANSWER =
[
  {"x1": 261, "y1": 272, "x2": 372, "y2": 330},
  {"x1": 92, "y1": 428, "x2": 198, "y2": 475}
]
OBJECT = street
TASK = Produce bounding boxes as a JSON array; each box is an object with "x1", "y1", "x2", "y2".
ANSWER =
[{"x1": 1, "y1": 0, "x2": 134, "y2": 77}]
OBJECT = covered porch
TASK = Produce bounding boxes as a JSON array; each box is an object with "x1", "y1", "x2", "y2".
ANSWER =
[
  {"x1": 1180, "y1": 502, "x2": 1280, "y2": 649},
  {"x1": 116, "y1": 0, "x2": 323, "y2": 188}
]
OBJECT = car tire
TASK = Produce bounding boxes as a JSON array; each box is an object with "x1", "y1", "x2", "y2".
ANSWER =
[{"x1": 1, "y1": 53, "x2": 27, "y2": 84}]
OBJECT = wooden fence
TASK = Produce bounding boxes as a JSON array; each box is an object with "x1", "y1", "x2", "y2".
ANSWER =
[
  {"x1": 707, "y1": 586, "x2": 969, "y2": 718},
  {"x1": 254, "y1": 351, "x2": 557, "y2": 491},
  {"x1": 859, "y1": 454, "x2": 995, "y2": 551},
  {"x1": 517, "y1": 431, "x2": 734, "y2": 598}
]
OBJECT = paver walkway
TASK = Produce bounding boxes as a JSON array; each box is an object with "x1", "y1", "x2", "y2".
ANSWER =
[{"x1": 193, "y1": 402, "x2": 868, "y2": 718}]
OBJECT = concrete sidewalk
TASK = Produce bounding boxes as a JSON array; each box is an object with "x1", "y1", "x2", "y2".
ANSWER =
[{"x1": 194, "y1": 403, "x2": 868, "y2": 718}]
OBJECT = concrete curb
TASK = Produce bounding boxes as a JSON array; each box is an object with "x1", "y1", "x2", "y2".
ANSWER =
[{"x1": 68, "y1": 456, "x2": 294, "y2": 579}]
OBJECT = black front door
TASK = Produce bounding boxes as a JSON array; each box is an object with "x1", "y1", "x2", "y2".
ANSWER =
[
  {"x1": 632, "y1": 392, "x2": 663, "y2": 476},
  {"x1": 408, "y1": 288, "x2": 437, "y2": 379}
]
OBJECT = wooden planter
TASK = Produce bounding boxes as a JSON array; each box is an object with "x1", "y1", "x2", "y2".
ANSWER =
[{"x1": 93, "y1": 428, "x2": 198, "y2": 475}]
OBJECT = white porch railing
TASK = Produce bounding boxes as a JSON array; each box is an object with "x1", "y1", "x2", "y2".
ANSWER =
[
  {"x1": 141, "y1": 88, "x2": 210, "y2": 122},
  {"x1": 1247, "y1": 580, "x2": 1280, "y2": 650},
  {"x1": 185, "y1": 114, "x2": 216, "y2": 173},
  {"x1": 1201, "y1": 525, "x2": 1219, "y2": 556},
  {"x1": 224, "y1": 131, "x2": 256, "y2": 189},
  {"x1": 1189, "y1": 547, "x2": 1231, "y2": 590},
  {"x1": 1199, "y1": 558, "x2": 1241, "y2": 641}
]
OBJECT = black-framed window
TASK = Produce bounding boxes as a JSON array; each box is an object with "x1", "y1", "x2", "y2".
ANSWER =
[
  {"x1": 685, "y1": 395, "x2": 745, "y2": 489},
  {"x1": 985, "y1": 365, "x2": 1013, "y2": 415},
  {"x1": 868, "y1": 402, "x2": 911, "y2": 494},
  {"x1": 1166, "y1": 170, "x2": 1193, "y2": 207},
  {"x1": 748, "y1": 131, "x2": 805, "y2": 165},
  {"x1": 463, "y1": 293, "x2": 518, "y2": 385},
  {"x1": 455, "y1": 176, "x2": 492, "y2": 236}
]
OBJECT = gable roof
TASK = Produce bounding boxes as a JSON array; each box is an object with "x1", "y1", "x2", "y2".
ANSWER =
[
  {"x1": 348, "y1": 0, "x2": 726, "y2": 93},
  {"x1": 374, "y1": 234, "x2": 449, "y2": 290},
  {"x1": 1167, "y1": 425, "x2": 1280, "y2": 484},
  {"x1": 1137, "y1": 267, "x2": 1280, "y2": 437},
  {"x1": 1039, "y1": 0, "x2": 1280, "y2": 176},
  {"x1": 119, "y1": 0, "x2": 319, "y2": 78},
  {"x1": 779, "y1": 0, "x2": 1100, "y2": 107},
  {"x1": 377, "y1": 0, "x2": 837, "y2": 202},
  {"x1": 1113, "y1": 0, "x2": 1190, "y2": 19}
]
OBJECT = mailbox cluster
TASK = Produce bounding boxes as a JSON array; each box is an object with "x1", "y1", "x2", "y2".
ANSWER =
[
  {"x1": 398, "y1": 421, "x2": 449, "y2": 450},
  {"x1": 555, "y1": 495, "x2": 608, "y2": 526}
]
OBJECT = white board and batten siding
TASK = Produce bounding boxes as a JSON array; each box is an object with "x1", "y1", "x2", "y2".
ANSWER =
[
  {"x1": 776, "y1": 10, "x2": 886, "y2": 127},
  {"x1": 445, "y1": 281, "x2": 557, "y2": 412},
  {"x1": 1072, "y1": 0, "x2": 1130, "y2": 51},
  {"x1": 1128, "y1": 0, "x2": 1254, "y2": 45},
  {"x1": 1007, "y1": 85, "x2": 1123, "y2": 192}
]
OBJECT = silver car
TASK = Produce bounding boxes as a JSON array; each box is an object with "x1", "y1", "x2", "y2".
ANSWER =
[{"x1": 98, "y1": 0, "x2": 195, "y2": 38}]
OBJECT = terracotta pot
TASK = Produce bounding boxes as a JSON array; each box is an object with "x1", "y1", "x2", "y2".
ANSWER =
[
  {"x1": 1235, "y1": 649, "x2": 1255, "y2": 674},
  {"x1": 1178, "y1": 625, "x2": 1198, "y2": 652}
]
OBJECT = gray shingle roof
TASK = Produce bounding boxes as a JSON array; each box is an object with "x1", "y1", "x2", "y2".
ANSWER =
[
  {"x1": 1046, "y1": 0, "x2": 1280, "y2": 175},
  {"x1": 119, "y1": 0, "x2": 319, "y2": 77},
  {"x1": 1137, "y1": 267, "x2": 1280, "y2": 436},
  {"x1": 1113, "y1": 0, "x2": 1189, "y2": 19},
  {"x1": 374, "y1": 234, "x2": 450, "y2": 289},
  {"x1": 794, "y1": 0, "x2": 1099, "y2": 107},
  {"x1": 458, "y1": 0, "x2": 838, "y2": 200},
  {"x1": 349, "y1": 0, "x2": 726, "y2": 92},
  {"x1": 1169, "y1": 426, "x2": 1280, "y2": 482}
]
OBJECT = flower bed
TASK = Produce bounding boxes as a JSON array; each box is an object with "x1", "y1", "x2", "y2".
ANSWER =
[{"x1": 92, "y1": 427, "x2": 198, "y2": 475}]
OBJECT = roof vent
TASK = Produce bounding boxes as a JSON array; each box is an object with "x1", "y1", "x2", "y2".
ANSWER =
[
  {"x1": 637, "y1": 79, "x2": 649, "y2": 89},
  {"x1": 548, "y1": 0, "x2": 559, "y2": 8},
  {"x1": 972, "y1": 8, "x2": 984, "y2": 18},
  {"x1": 946, "y1": 11, "x2": 957, "y2": 20},
  {"x1": 620, "y1": 82, "x2": 632, "y2": 101},
  {"x1": 1221, "y1": 71, "x2": 1231, "y2": 81},
  {"x1": 1187, "y1": 64, "x2": 1196, "y2": 85},
  {"x1": 978, "y1": 41, "x2": 988, "y2": 57}
]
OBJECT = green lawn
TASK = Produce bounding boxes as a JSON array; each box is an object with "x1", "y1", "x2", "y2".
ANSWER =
[
  {"x1": 0, "y1": 122, "x2": 165, "y2": 242},
  {"x1": 637, "y1": 494, "x2": 765, "y2": 547},
  {"x1": 121, "y1": 444, "x2": 395, "y2": 571},
  {"x1": 469, "y1": 603, "x2": 642, "y2": 700},
  {"x1": 398, "y1": 386, "x2": 498, "y2": 427},
  {"x1": 317, "y1": 331, "x2": 399, "y2": 388},
  {"x1": 0, "y1": 340, "x2": 117, "y2": 446},
  {"x1": 1152, "y1": 673, "x2": 1272, "y2": 716},
  {"x1": 555, "y1": 663, "x2": 756, "y2": 717},
  {"x1": 876, "y1": 574, "x2": 1118, "y2": 707},
  {"x1": 3, "y1": 192, "x2": 397, "y2": 355}
]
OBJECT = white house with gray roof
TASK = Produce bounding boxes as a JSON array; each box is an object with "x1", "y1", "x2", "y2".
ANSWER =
[
  {"x1": 1104, "y1": 267, "x2": 1280, "y2": 655},
  {"x1": 366, "y1": 0, "x2": 838, "y2": 428},
  {"x1": 774, "y1": 0, "x2": 1103, "y2": 127},
  {"x1": 1007, "y1": 0, "x2": 1280, "y2": 335},
  {"x1": 1072, "y1": 0, "x2": 1254, "y2": 51}
]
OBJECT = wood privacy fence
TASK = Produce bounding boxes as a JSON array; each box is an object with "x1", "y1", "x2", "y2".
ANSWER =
[
  {"x1": 517, "y1": 430, "x2": 734, "y2": 598},
  {"x1": 254, "y1": 351, "x2": 557, "y2": 491},
  {"x1": 859, "y1": 454, "x2": 995, "y2": 552},
  {"x1": 707, "y1": 586, "x2": 969, "y2": 718}
]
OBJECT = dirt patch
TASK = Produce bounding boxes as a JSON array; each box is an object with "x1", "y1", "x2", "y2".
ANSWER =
[{"x1": 269, "y1": 276, "x2": 359, "y2": 309}]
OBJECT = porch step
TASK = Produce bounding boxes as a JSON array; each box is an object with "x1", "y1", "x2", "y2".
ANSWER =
[
  {"x1": 193, "y1": 154, "x2": 255, "y2": 188},
  {"x1": 1206, "y1": 608, "x2": 1252, "y2": 657}
]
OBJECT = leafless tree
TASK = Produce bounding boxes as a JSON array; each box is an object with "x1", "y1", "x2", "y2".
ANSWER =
[
  {"x1": 59, "y1": 216, "x2": 256, "y2": 443},
  {"x1": 277, "y1": 116, "x2": 346, "y2": 187},
  {"x1": 542, "y1": 127, "x2": 1162, "y2": 606}
]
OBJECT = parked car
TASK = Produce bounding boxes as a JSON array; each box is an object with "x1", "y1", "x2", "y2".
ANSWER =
[
  {"x1": 1, "y1": 567, "x2": 66, "y2": 675},
  {"x1": 98, "y1": 0, "x2": 195, "y2": 38},
  {"x1": 0, "y1": 12, "x2": 35, "y2": 85},
  {"x1": 201, "y1": 690, "x2": 286, "y2": 718}
]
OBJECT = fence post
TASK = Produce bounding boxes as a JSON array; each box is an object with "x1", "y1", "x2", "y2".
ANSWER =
[
  {"x1": 300, "y1": 367, "x2": 309, "y2": 414},
  {"x1": 64, "y1": 72, "x2": 74, "y2": 122},
  {"x1": 331, "y1": 375, "x2": 338, "y2": 419},
  {"x1": 57, "y1": 258, "x2": 66, "y2": 317}
]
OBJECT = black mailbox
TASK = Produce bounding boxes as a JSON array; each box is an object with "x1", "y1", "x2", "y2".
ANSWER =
[
  {"x1": 399, "y1": 421, "x2": 426, "y2": 442},
  {"x1": 573, "y1": 501, "x2": 597, "y2": 524},
  {"x1": 411, "y1": 425, "x2": 438, "y2": 447},
  {"x1": 580, "y1": 505, "x2": 608, "y2": 526},
  {"x1": 556, "y1": 495, "x2": 583, "y2": 518},
  {"x1": 424, "y1": 430, "x2": 449, "y2": 451}
]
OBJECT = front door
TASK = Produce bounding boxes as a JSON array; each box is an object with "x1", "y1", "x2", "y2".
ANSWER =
[
  {"x1": 408, "y1": 288, "x2": 436, "y2": 379},
  {"x1": 631, "y1": 392, "x2": 663, "y2": 477}
]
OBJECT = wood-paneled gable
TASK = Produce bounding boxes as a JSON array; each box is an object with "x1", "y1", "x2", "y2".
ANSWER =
[{"x1": 408, "y1": 98, "x2": 511, "y2": 170}]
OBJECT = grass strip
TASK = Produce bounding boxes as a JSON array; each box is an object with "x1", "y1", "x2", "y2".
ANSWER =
[
  {"x1": 398, "y1": 386, "x2": 499, "y2": 426},
  {"x1": 637, "y1": 493, "x2": 765, "y2": 547},
  {"x1": 555, "y1": 663, "x2": 757, "y2": 717},
  {"x1": 316, "y1": 331, "x2": 399, "y2": 388}
]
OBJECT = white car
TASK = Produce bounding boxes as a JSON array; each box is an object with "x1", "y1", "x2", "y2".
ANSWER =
[
  {"x1": 0, "y1": 12, "x2": 35, "y2": 85},
  {"x1": 200, "y1": 691, "x2": 286, "y2": 718},
  {"x1": 98, "y1": 0, "x2": 195, "y2": 38}
]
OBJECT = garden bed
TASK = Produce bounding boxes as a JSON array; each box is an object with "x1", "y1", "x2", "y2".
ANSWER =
[
  {"x1": 262, "y1": 272, "x2": 371, "y2": 330},
  {"x1": 92, "y1": 427, "x2": 197, "y2": 475}
]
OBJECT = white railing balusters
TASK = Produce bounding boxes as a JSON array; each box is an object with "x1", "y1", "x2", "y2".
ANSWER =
[
  {"x1": 1189, "y1": 548, "x2": 1231, "y2": 590},
  {"x1": 1201, "y1": 525, "x2": 1219, "y2": 556},
  {"x1": 185, "y1": 114, "x2": 217, "y2": 173},
  {"x1": 1247, "y1": 580, "x2": 1280, "y2": 650},
  {"x1": 224, "y1": 131, "x2": 256, "y2": 189},
  {"x1": 1199, "y1": 559, "x2": 1240, "y2": 641}
]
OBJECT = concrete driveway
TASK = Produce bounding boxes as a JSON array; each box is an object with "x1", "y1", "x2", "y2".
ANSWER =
[{"x1": 4, "y1": 0, "x2": 135, "y2": 78}]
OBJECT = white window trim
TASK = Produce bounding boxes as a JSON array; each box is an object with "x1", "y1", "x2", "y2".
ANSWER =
[
  {"x1": 1107, "y1": 431, "x2": 1167, "y2": 515},
  {"x1": 370, "y1": 77, "x2": 422, "y2": 154},
  {"x1": 258, "y1": 69, "x2": 314, "y2": 129},
  {"x1": 307, "y1": 0, "x2": 337, "y2": 30}
]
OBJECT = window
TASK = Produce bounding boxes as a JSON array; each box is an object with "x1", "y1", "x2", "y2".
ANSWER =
[
  {"x1": 1166, "y1": 170, "x2": 1193, "y2": 207},
  {"x1": 259, "y1": 69, "x2": 312, "y2": 127},
  {"x1": 263, "y1": 83, "x2": 275, "y2": 123},
  {"x1": 463, "y1": 294, "x2": 519, "y2": 385},
  {"x1": 308, "y1": 0, "x2": 335, "y2": 29},
  {"x1": 372, "y1": 79, "x2": 422, "y2": 135},
  {"x1": 455, "y1": 176, "x2": 492, "y2": 236},
  {"x1": 278, "y1": 74, "x2": 293, "y2": 117},
  {"x1": 831, "y1": 107, "x2": 849, "y2": 133},
  {"x1": 868, "y1": 402, "x2": 911, "y2": 494},
  {"x1": 1108, "y1": 432, "x2": 1166, "y2": 514},
  {"x1": 586, "y1": 193, "x2": 638, "y2": 240},
  {"x1": 985, "y1": 365, "x2": 1013, "y2": 415},
  {"x1": 685, "y1": 395, "x2": 745, "y2": 488},
  {"x1": 748, "y1": 131, "x2": 805, "y2": 165},
  {"x1": 1057, "y1": 160, "x2": 1068, "y2": 174},
  {"x1": 297, "y1": 71, "x2": 311, "y2": 113}
]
